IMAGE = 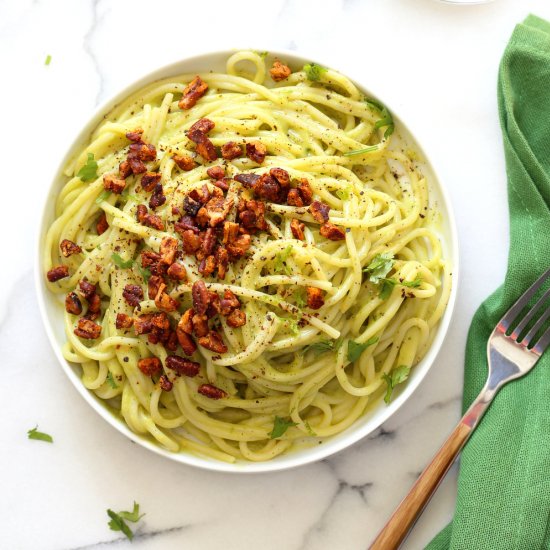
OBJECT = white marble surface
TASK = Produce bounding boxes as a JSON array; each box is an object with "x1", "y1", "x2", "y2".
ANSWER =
[{"x1": 2, "y1": 0, "x2": 550, "y2": 548}]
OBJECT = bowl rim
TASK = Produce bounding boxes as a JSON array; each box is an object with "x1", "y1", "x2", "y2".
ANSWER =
[{"x1": 35, "y1": 46, "x2": 459, "y2": 473}]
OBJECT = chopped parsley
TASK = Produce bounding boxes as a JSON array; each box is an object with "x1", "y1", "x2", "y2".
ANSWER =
[
  {"x1": 106, "y1": 372, "x2": 118, "y2": 389},
  {"x1": 293, "y1": 289, "x2": 306, "y2": 308},
  {"x1": 303, "y1": 62, "x2": 328, "y2": 81},
  {"x1": 363, "y1": 253, "x2": 394, "y2": 284},
  {"x1": 274, "y1": 245, "x2": 293, "y2": 275},
  {"x1": 107, "y1": 501, "x2": 145, "y2": 541},
  {"x1": 304, "y1": 337, "x2": 343, "y2": 356},
  {"x1": 44, "y1": 54, "x2": 52, "y2": 66},
  {"x1": 270, "y1": 416, "x2": 297, "y2": 439},
  {"x1": 379, "y1": 276, "x2": 423, "y2": 301},
  {"x1": 77, "y1": 153, "x2": 98, "y2": 182},
  {"x1": 138, "y1": 266, "x2": 151, "y2": 284},
  {"x1": 27, "y1": 426, "x2": 53, "y2": 443},
  {"x1": 347, "y1": 337, "x2": 378, "y2": 363},
  {"x1": 366, "y1": 98, "x2": 395, "y2": 139},
  {"x1": 95, "y1": 190, "x2": 111, "y2": 204},
  {"x1": 343, "y1": 145, "x2": 379, "y2": 157},
  {"x1": 382, "y1": 365, "x2": 411, "y2": 403},
  {"x1": 111, "y1": 253, "x2": 134, "y2": 269}
]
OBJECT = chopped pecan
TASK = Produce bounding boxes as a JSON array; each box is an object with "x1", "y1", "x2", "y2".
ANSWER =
[
  {"x1": 191, "y1": 185, "x2": 210, "y2": 204},
  {"x1": 214, "y1": 179, "x2": 229, "y2": 191},
  {"x1": 138, "y1": 357, "x2": 162, "y2": 376},
  {"x1": 198, "y1": 383, "x2": 227, "y2": 399},
  {"x1": 198, "y1": 330, "x2": 228, "y2": 353},
  {"x1": 173, "y1": 153, "x2": 196, "y2": 171},
  {"x1": 320, "y1": 222, "x2": 346, "y2": 241},
  {"x1": 116, "y1": 313, "x2": 133, "y2": 329},
  {"x1": 192, "y1": 313, "x2": 209, "y2": 337},
  {"x1": 160, "y1": 236, "x2": 179, "y2": 265},
  {"x1": 119, "y1": 160, "x2": 132, "y2": 179},
  {"x1": 136, "y1": 204, "x2": 148, "y2": 223},
  {"x1": 149, "y1": 184, "x2": 166, "y2": 210},
  {"x1": 154, "y1": 284, "x2": 179, "y2": 312},
  {"x1": 141, "y1": 172, "x2": 161, "y2": 192},
  {"x1": 239, "y1": 199, "x2": 268, "y2": 230},
  {"x1": 226, "y1": 234, "x2": 251, "y2": 258},
  {"x1": 128, "y1": 156, "x2": 146, "y2": 175},
  {"x1": 129, "y1": 141, "x2": 157, "y2": 161},
  {"x1": 223, "y1": 221, "x2": 240, "y2": 244},
  {"x1": 310, "y1": 200, "x2": 330, "y2": 223},
  {"x1": 167, "y1": 262, "x2": 187, "y2": 281},
  {"x1": 123, "y1": 284, "x2": 143, "y2": 307},
  {"x1": 234, "y1": 173, "x2": 260, "y2": 188},
  {"x1": 60, "y1": 239, "x2": 82, "y2": 257},
  {"x1": 180, "y1": 229, "x2": 202, "y2": 254},
  {"x1": 306, "y1": 287, "x2": 325, "y2": 310},
  {"x1": 290, "y1": 218, "x2": 306, "y2": 240},
  {"x1": 246, "y1": 141, "x2": 267, "y2": 164},
  {"x1": 65, "y1": 292, "x2": 82, "y2": 315},
  {"x1": 151, "y1": 311, "x2": 170, "y2": 330},
  {"x1": 215, "y1": 247, "x2": 229, "y2": 279},
  {"x1": 176, "y1": 216, "x2": 200, "y2": 235},
  {"x1": 253, "y1": 173, "x2": 283, "y2": 203},
  {"x1": 189, "y1": 118, "x2": 215, "y2": 135},
  {"x1": 167, "y1": 331, "x2": 180, "y2": 351},
  {"x1": 178, "y1": 309, "x2": 194, "y2": 334},
  {"x1": 203, "y1": 197, "x2": 234, "y2": 227},
  {"x1": 74, "y1": 318, "x2": 102, "y2": 339},
  {"x1": 221, "y1": 141, "x2": 242, "y2": 160},
  {"x1": 165, "y1": 355, "x2": 201, "y2": 377},
  {"x1": 87, "y1": 293, "x2": 101, "y2": 313},
  {"x1": 126, "y1": 129, "x2": 144, "y2": 142},
  {"x1": 198, "y1": 255, "x2": 217, "y2": 277},
  {"x1": 298, "y1": 179, "x2": 313, "y2": 205},
  {"x1": 148, "y1": 275, "x2": 164, "y2": 300},
  {"x1": 179, "y1": 76, "x2": 208, "y2": 110},
  {"x1": 270, "y1": 60, "x2": 292, "y2": 82},
  {"x1": 270, "y1": 167, "x2": 290, "y2": 187},
  {"x1": 286, "y1": 188, "x2": 304, "y2": 207},
  {"x1": 159, "y1": 374, "x2": 173, "y2": 391},
  {"x1": 96, "y1": 213, "x2": 109, "y2": 235},
  {"x1": 103, "y1": 173, "x2": 126, "y2": 194},
  {"x1": 46, "y1": 265, "x2": 69, "y2": 282},
  {"x1": 141, "y1": 251, "x2": 167, "y2": 276},
  {"x1": 207, "y1": 165, "x2": 225, "y2": 180},
  {"x1": 183, "y1": 196, "x2": 202, "y2": 217},
  {"x1": 192, "y1": 280, "x2": 210, "y2": 315},
  {"x1": 196, "y1": 138, "x2": 217, "y2": 162},
  {"x1": 79, "y1": 280, "x2": 96, "y2": 300},
  {"x1": 201, "y1": 228, "x2": 217, "y2": 255},
  {"x1": 226, "y1": 308, "x2": 246, "y2": 328},
  {"x1": 176, "y1": 329, "x2": 197, "y2": 356},
  {"x1": 219, "y1": 289, "x2": 240, "y2": 316},
  {"x1": 134, "y1": 314, "x2": 153, "y2": 335},
  {"x1": 142, "y1": 212, "x2": 165, "y2": 230}
]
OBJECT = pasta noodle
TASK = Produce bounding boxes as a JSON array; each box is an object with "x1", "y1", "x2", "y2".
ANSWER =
[{"x1": 44, "y1": 51, "x2": 451, "y2": 463}]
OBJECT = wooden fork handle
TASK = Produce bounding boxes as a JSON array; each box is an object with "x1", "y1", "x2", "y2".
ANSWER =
[{"x1": 369, "y1": 420, "x2": 472, "y2": 550}]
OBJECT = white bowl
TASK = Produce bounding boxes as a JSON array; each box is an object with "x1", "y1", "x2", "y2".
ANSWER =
[{"x1": 36, "y1": 49, "x2": 459, "y2": 473}]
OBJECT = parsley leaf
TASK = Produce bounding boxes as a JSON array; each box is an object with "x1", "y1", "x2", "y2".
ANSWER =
[
  {"x1": 401, "y1": 277, "x2": 423, "y2": 288},
  {"x1": 254, "y1": 50, "x2": 269, "y2": 59},
  {"x1": 363, "y1": 253, "x2": 394, "y2": 284},
  {"x1": 293, "y1": 289, "x2": 306, "y2": 308},
  {"x1": 382, "y1": 365, "x2": 411, "y2": 404},
  {"x1": 27, "y1": 426, "x2": 53, "y2": 443},
  {"x1": 347, "y1": 337, "x2": 378, "y2": 362},
  {"x1": 303, "y1": 62, "x2": 327, "y2": 81},
  {"x1": 107, "y1": 502, "x2": 145, "y2": 541},
  {"x1": 304, "y1": 337, "x2": 343, "y2": 356},
  {"x1": 111, "y1": 253, "x2": 133, "y2": 269},
  {"x1": 45, "y1": 54, "x2": 52, "y2": 66},
  {"x1": 378, "y1": 276, "x2": 422, "y2": 300},
  {"x1": 343, "y1": 145, "x2": 379, "y2": 157},
  {"x1": 77, "y1": 153, "x2": 98, "y2": 182},
  {"x1": 138, "y1": 266, "x2": 151, "y2": 284},
  {"x1": 274, "y1": 245, "x2": 293, "y2": 275},
  {"x1": 106, "y1": 372, "x2": 118, "y2": 389},
  {"x1": 365, "y1": 98, "x2": 395, "y2": 139},
  {"x1": 270, "y1": 416, "x2": 297, "y2": 439},
  {"x1": 95, "y1": 190, "x2": 111, "y2": 204}
]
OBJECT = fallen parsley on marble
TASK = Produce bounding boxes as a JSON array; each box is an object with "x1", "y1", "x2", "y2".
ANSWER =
[
  {"x1": 27, "y1": 426, "x2": 53, "y2": 443},
  {"x1": 107, "y1": 501, "x2": 145, "y2": 541}
]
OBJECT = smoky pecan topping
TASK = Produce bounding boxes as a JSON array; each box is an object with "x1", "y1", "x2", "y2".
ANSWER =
[
  {"x1": 96, "y1": 213, "x2": 109, "y2": 235},
  {"x1": 141, "y1": 172, "x2": 161, "y2": 192},
  {"x1": 60, "y1": 239, "x2": 82, "y2": 257},
  {"x1": 138, "y1": 357, "x2": 162, "y2": 376},
  {"x1": 148, "y1": 275, "x2": 164, "y2": 299},
  {"x1": 191, "y1": 314, "x2": 208, "y2": 338},
  {"x1": 320, "y1": 222, "x2": 346, "y2": 241},
  {"x1": 149, "y1": 184, "x2": 166, "y2": 210},
  {"x1": 226, "y1": 234, "x2": 251, "y2": 258},
  {"x1": 219, "y1": 289, "x2": 240, "y2": 316},
  {"x1": 119, "y1": 160, "x2": 132, "y2": 179},
  {"x1": 226, "y1": 308, "x2": 246, "y2": 328},
  {"x1": 223, "y1": 221, "x2": 240, "y2": 244},
  {"x1": 176, "y1": 329, "x2": 197, "y2": 356},
  {"x1": 126, "y1": 129, "x2": 144, "y2": 142},
  {"x1": 141, "y1": 251, "x2": 167, "y2": 276},
  {"x1": 116, "y1": 313, "x2": 133, "y2": 329},
  {"x1": 198, "y1": 255, "x2": 217, "y2": 277},
  {"x1": 196, "y1": 138, "x2": 217, "y2": 162},
  {"x1": 234, "y1": 173, "x2": 260, "y2": 188},
  {"x1": 306, "y1": 287, "x2": 325, "y2": 310},
  {"x1": 179, "y1": 76, "x2": 209, "y2": 110},
  {"x1": 127, "y1": 142, "x2": 157, "y2": 174},
  {"x1": 74, "y1": 318, "x2": 102, "y2": 339},
  {"x1": 202, "y1": 197, "x2": 234, "y2": 228},
  {"x1": 178, "y1": 309, "x2": 194, "y2": 335},
  {"x1": 165, "y1": 355, "x2": 201, "y2": 377},
  {"x1": 87, "y1": 293, "x2": 101, "y2": 314},
  {"x1": 122, "y1": 284, "x2": 143, "y2": 307},
  {"x1": 287, "y1": 189, "x2": 304, "y2": 207},
  {"x1": 182, "y1": 195, "x2": 202, "y2": 217},
  {"x1": 159, "y1": 374, "x2": 173, "y2": 391},
  {"x1": 189, "y1": 118, "x2": 215, "y2": 135},
  {"x1": 270, "y1": 167, "x2": 291, "y2": 187},
  {"x1": 206, "y1": 165, "x2": 225, "y2": 180},
  {"x1": 200, "y1": 228, "x2": 217, "y2": 256},
  {"x1": 239, "y1": 199, "x2": 268, "y2": 230},
  {"x1": 290, "y1": 218, "x2": 306, "y2": 240},
  {"x1": 198, "y1": 330, "x2": 228, "y2": 353},
  {"x1": 214, "y1": 179, "x2": 229, "y2": 191},
  {"x1": 134, "y1": 314, "x2": 153, "y2": 335},
  {"x1": 136, "y1": 204, "x2": 148, "y2": 223},
  {"x1": 198, "y1": 383, "x2": 227, "y2": 399},
  {"x1": 310, "y1": 200, "x2": 330, "y2": 223},
  {"x1": 246, "y1": 141, "x2": 267, "y2": 164},
  {"x1": 160, "y1": 236, "x2": 179, "y2": 265},
  {"x1": 180, "y1": 229, "x2": 202, "y2": 254},
  {"x1": 47, "y1": 265, "x2": 69, "y2": 282},
  {"x1": 103, "y1": 173, "x2": 126, "y2": 194},
  {"x1": 65, "y1": 292, "x2": 82, "y2": 315},
  {"x1": 298, "y1": 179, "x2": 313, "y2": 205},
  {"x1": 172, "y1": 153, "x2": 196, "y2": 171},
  {"x1": 221, "y1": 141, "x2": 242, "y2": 160},
  {"x1": 137, "y1": 205, "x2": 164, "y2": 230},
  {"x1": 192, "y1": 280, "x2": 210, "y2": 315},
  {"x1": 270, "y1": 60, "x2": 292, "y2": 82},
  {"x1": 215, "y1": 247, "x2": 229, "y2": 279},
  {"x1": 253, "y1": 173, "x2": 284, "y2": 203},
  {"x1": 167, "y1": 262, "x2": 187, "y2": 281},
  {"x1": 154, "y1": 284, "x2": 179, "y2": 312},
  {"x1": 79, "y1": 280, "x2": 97, "y2": 300}
]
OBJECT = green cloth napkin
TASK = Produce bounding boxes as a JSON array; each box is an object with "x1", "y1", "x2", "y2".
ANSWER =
[{"x1": 427, "y1": 14, "x2": 550, "y2": 550}]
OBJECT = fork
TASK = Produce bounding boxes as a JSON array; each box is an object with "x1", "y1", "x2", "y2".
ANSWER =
[{"x1": 369, "y1": 267, "x2": 550, "y2": 550}]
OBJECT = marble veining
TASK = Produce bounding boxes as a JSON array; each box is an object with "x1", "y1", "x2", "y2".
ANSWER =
[{"x1": 3, "y1": 0, "x2": 550, "y2": 548}]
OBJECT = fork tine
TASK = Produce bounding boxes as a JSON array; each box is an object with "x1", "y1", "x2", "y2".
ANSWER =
[
  {"x1": 521, "y1": 306, "x2": 550, "y2": 347},
  {"x1": 498, "y1": 267, "x2": 550, "y2": 332},
  {"x1": 531, "y1": 324, "x2": 550, "y2": 355},
  {"x1": 511, "y1": 286, "x2": 550, "y2": 340}
]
